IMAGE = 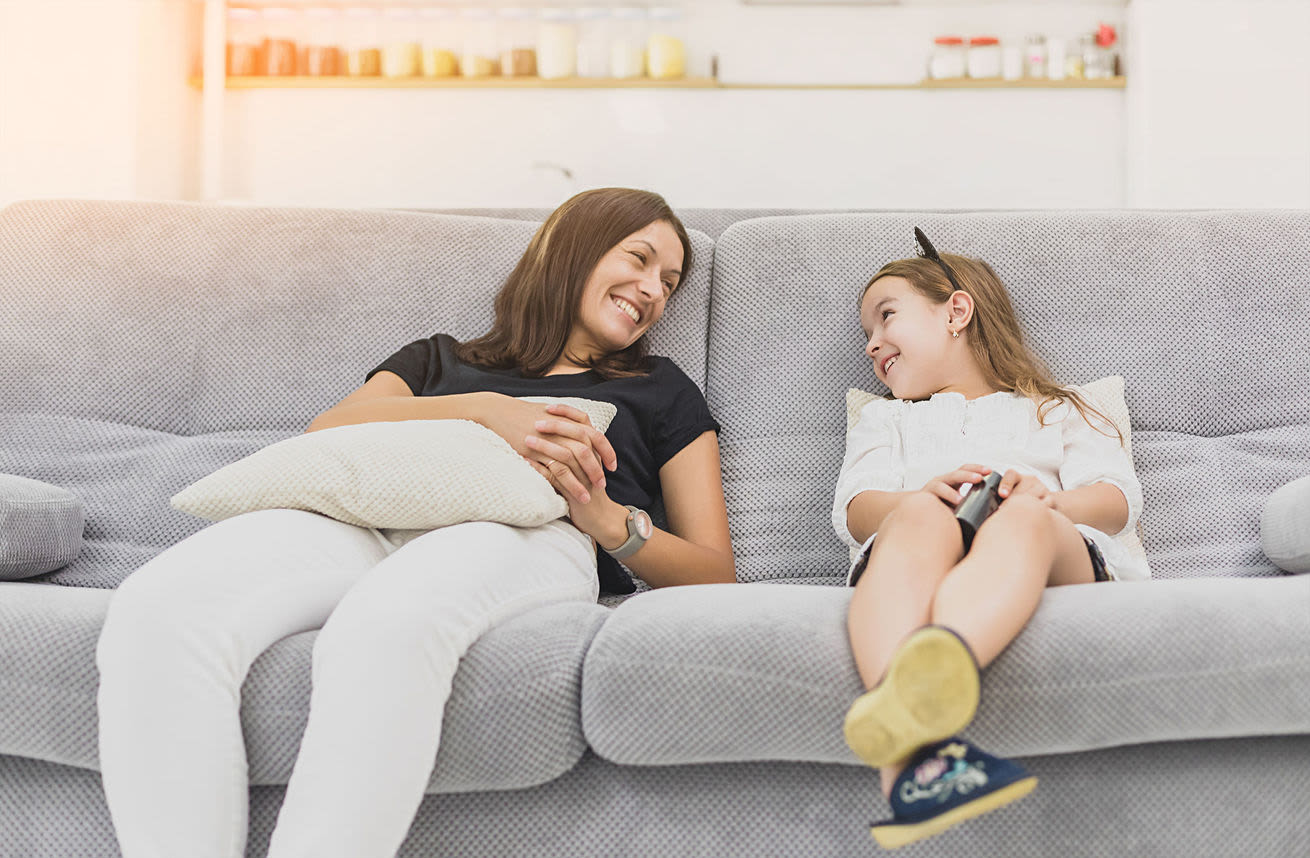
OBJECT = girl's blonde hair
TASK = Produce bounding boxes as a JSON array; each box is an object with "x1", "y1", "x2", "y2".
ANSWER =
[{"x1": 861, "y1": 255, "x2": 1123, "y2": 445}]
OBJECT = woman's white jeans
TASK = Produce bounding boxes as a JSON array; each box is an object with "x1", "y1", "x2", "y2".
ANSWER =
[{"x1": 95, "y1": 509, "x2": 598, "y2": 858}]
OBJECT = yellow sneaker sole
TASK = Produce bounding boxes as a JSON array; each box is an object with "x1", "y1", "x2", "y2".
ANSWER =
[
  {"x1": 871, "y1": 775, "x2": 1038, "y2": 850},
  {"x1": 843, "y1": 627, "x2": 980, "y2": 769}
]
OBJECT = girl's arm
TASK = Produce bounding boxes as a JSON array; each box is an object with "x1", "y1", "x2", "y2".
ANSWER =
[
  {"x1": 589, "y1": 431, "x2": 736, "y2": 587},
  {"x1": 846, "y1": 490, "x2": 913, "y2": 546},
  {"x1": 1052, "y1": 482, "x2": 1129, "y2": 535}
]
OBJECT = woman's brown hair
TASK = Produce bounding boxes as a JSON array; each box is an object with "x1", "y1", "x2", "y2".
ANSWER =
[
  {"x1": 861, "y1": 255, "x2": 1123, "y2": 444},
  {"x1": 455, "y1": 187, "x2": 692, "y2": 379}
]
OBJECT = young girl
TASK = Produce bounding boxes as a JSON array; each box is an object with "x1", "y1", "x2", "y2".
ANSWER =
[
  {"x1": 96, "y1": 188, "x2": 735, "y2": 858},
  {"x1": 832, "y1": 228, "x2": 1147, "y2": 850}
]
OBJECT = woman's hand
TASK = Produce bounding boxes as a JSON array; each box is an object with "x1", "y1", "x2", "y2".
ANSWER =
[
  {"x1": 521, "y1": 402, "x2": 618, "y2": 505},
  {"x1": 920, "y1": 464, "x2": 992, "y2": 506},
  {"x1": 997, "y1": 469, "x2": 1054, "y2": 506},
  {"x1": 526, "y1": 454, "x2": 627, "y2": 543}
]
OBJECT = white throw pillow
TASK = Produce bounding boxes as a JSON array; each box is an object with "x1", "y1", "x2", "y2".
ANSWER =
[
  {"x1": 171, "y1": 397, "x2": 617, "y2": 531},
  {"x1": 843, "y1": 377, "x2": 1148, "y2": 569}
]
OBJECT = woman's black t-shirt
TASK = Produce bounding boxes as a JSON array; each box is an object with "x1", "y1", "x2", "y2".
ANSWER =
[{"x1": 366, "y1": 333, "x2": 720, "y2": 595}]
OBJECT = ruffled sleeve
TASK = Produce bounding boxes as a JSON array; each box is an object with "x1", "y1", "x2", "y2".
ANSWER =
[
  {"x1": 1057, "y1": 402, "x2": 1144, "y2": 538},
  {"x1": 831, "y1": 397, "x2": 905, "y2": 550}
]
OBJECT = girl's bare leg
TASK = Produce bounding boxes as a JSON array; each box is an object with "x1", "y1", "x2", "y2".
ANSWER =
[
  {"x1": 876, "y1": 496, "x2": 1094, "y2": 796},
  {"x1": 845, "y1": 493, "x2": 964, "y2": 796}
]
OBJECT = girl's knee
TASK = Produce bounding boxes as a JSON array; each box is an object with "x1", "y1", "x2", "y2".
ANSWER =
[{"x1": 883, "y1": 491, "x2": 956, "y2": 531}]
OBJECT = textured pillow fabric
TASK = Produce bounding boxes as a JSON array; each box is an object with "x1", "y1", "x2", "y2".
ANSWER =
[
  {"x1": 1261, "y1": 475, "x2": 1310, "y2": 573},
  {"x1": 0, "y1": 474, "x2": 85, "y2": 581},
  {"x1": 844, "y1": 376, "x2": 1149, "y2": 569},
  {"x1": 171, "y1": 397, "x2": 616, "y2": 530}
]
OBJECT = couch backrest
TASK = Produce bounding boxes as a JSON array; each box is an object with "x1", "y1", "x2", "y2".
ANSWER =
[
  {"x1": 0, "y1": 200, "x2": 712, "y2": 588},
  {"x1": 707, "y1": 212, "x2": 1310, "y2": 582}
]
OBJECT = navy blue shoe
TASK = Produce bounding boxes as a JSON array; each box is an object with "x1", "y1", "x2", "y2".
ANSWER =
[{"x1": 869, "y1": 738, "x2": 1037, "y2": 850}]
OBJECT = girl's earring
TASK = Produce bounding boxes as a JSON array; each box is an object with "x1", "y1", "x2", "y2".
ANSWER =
[{"x1": 950, "y1": 327, "x2": 960, "y2": 339}]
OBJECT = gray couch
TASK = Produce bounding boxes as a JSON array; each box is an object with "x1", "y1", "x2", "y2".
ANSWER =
[{"x1": 2, "y1": 200, "x2": 1309, "y2": 857}]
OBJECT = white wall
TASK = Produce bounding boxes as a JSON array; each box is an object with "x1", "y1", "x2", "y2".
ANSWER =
[
  {"x1": 219, "y1": 0, "x2": 1128, "y2": 209},
  {"x1": 1125, "y1": 0, "x2": 1310, "y2": 207},
  {"x1": 0, "y1": 0, "x2": 201, "y2": 207},
  {"x1": 4, "y1": 0, "x2": 1308, "y2": 210}
]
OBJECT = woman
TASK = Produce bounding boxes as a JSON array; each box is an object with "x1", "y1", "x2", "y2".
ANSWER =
[{"x1": 96, "y1": 188, "x2": 735, "y2": 858}]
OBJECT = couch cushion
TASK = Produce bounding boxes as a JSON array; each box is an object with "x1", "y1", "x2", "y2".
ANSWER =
[
  {"x1": 707, "y1": 212, "x2": 1310, "y2": 582},
  {"x1": 0, "y1": 475, "x2": 84, "y2": 581},
  {"x1": 581, "y1": 578, "x2": 1310, "y2": 766},
  {"x1": 0, "y1": 582, "x2": 609, "y2": 793},
  {"x1": 0, "y1": 200, "x2": 712, "y2": 588}
]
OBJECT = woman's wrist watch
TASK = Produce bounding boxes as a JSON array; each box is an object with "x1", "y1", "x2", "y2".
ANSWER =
[{"x1": 605, "y1": 505, "x2": 653, "y2": 560}]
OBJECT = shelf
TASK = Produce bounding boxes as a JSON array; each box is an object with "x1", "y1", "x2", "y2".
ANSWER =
[
  {"x1": 190, "y1": 76, "x2": 1125, "y2": 91},
  {"x1": 192, "y1": 76, "x2": 721, "y2": 89}
]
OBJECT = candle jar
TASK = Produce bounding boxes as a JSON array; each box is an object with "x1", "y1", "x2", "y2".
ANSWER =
[
  {"x1": 610, "y1": 6, "x2": 646, "y2": 79},
  {"x1": 461, "y1": 8, "x2": 499, "y2": 78},
  {"x1": 1024, "y1": 34, "x2": 1048, "y2": 79},
  {"x1": 929, "y1": 36, "x2": 966, "y2": 80},
  {"x1": 966, "y1": 36, "x2": 1002, "y2": 79},
  {"x1": 343, "y1": 6, "x2": 381, "y2": 77},
  {"x1": 646, "y1": 6, "x2": 685, "y2": 80},
  {"x1": 419, "y1": 6, "x2": 459, "y2": 78},
  {"x1": 538, "y1": 8, "x2": 577, "y2": 80},
  {"x1": 260, "y1": 6, "x2": 299, "y2": 77},
  {"x1": 499, "y1": 7, "x2": 538, "y2": 78},
  {"x1": 225, "y1": 6, "x2": 261, "y2": 77},
  {"x1": 300, "y1": 6, "x2": 341, "y2": 77},
  {"x1": 381, "y1": 7, "x2": 421, "y2": 78},
  {"x1": 575, "y1": 7, "x2": 612, "y2": 79}
]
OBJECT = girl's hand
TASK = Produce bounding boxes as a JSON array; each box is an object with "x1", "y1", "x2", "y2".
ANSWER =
[
  {"x1": 522, "y1": 403, "x2": 618, "y2": 505},
  {"x1": 920, "y1": 464, "x2": 992, "y2": 506},
  {"x1": 997, "y1": 469, "x2": 1053, "y2": 507}
]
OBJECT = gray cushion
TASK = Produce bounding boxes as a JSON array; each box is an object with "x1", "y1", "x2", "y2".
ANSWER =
[
  {"x1": 0, "y1": 200, "x2": 712, "y2": 589},
  {"x1": 0, "y1": 583, "x2": 609, "y2": 793},
  {"x1": 581, "y1": 578, "x2": 1310, "y2": 766},
  {"x1": 1262, "y1": 475, "x2": 1310, "y2": 573},
  {"x1": 707, "y1": 212, "x2": 1310, "y2": 583},
  {"x1": 0, "y1": 475, "x2": 83, "y2": 581}
]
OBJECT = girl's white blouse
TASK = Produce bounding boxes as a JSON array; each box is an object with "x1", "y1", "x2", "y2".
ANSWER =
[{"x1": 832, "y1": 391, "x2": 1148, "y2": 581}]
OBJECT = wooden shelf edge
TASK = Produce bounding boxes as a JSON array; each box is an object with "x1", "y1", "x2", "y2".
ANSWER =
[{"x1": 187, "y1": 76, "x2": 1127, "y2": 91}]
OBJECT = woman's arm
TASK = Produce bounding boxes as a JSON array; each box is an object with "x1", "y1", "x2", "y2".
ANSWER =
[
  {"x1": 1052, "y1": 482, "x2": 1129, "y2": 535},
  {"x1": 306, "y1": 371, "x2": 494, "y2": 433},
  {"x1": 595, "y1": 431, "x2": 735, "y2": 588}
]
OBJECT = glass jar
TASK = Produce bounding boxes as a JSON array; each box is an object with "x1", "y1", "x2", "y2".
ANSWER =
[
  {"x1": 342, "y1": 6, "x2": 381, "y2": 77},
  {"x1": 966, "y1": 36, "x2": 1001, "y2": 79},
  {"x1": 646, "y1": 6, "x2": 685, "y2": 80},
  {"x1": 499, "y1": 7, "x2": 538, "y2": 78},
  {"x1": 300, "y1": 6, "x2": 341, "y2": 77},
  {"x1": 538, "y1": 8, "x2": 577, "y2": 80},
  {"x1": 575, "y1": 7, "x2": 612, "y2": 79},
  {"x1": 928, "y1": 36, "x2": 966, "y2": 80},
  {"x1": 418, "y1": 7, "x2": 459, "y2": 78},
  {"x1": 260, "y1": 6, "x2": 299, "y2": 77},
  {"x1": 1023, "y1": 34, "x2": 1047, "y2": 79},
  {"x1": 381, "y1": 7, "x2": 421, "y2": 78},
  {"x1": 610, "y1": 7, "x2": 646, "y2": 79},
  {"x1": 461, "y1": 8, "x2": 499, "y2": 78},
  {"x1": 1002, "y1": 44, "x2": 1023, "y2": 81},
  {"x1": 1046, "y1": 36, "x2": 1067, "y2": 81},
  {"x1": 225, "y1": 6, "x2": 260, "y2": 77}
]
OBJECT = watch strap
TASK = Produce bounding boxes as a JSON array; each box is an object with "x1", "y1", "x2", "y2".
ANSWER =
[{"x1": 606, "y1": 505, "x2": 648, "y2": 561}]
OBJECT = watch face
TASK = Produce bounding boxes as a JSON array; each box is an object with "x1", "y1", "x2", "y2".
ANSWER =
[{"x1": 632, "y1": 509, "x2": 653, "y2": 539}]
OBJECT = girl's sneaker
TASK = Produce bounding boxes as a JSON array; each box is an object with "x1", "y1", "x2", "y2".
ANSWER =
[
  {"x1": 870, "y1": 738, "x2": 1037, "y2": 850},
  {"x1": 842, "y1": 625, "x2": 980, "y2": 769}
]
